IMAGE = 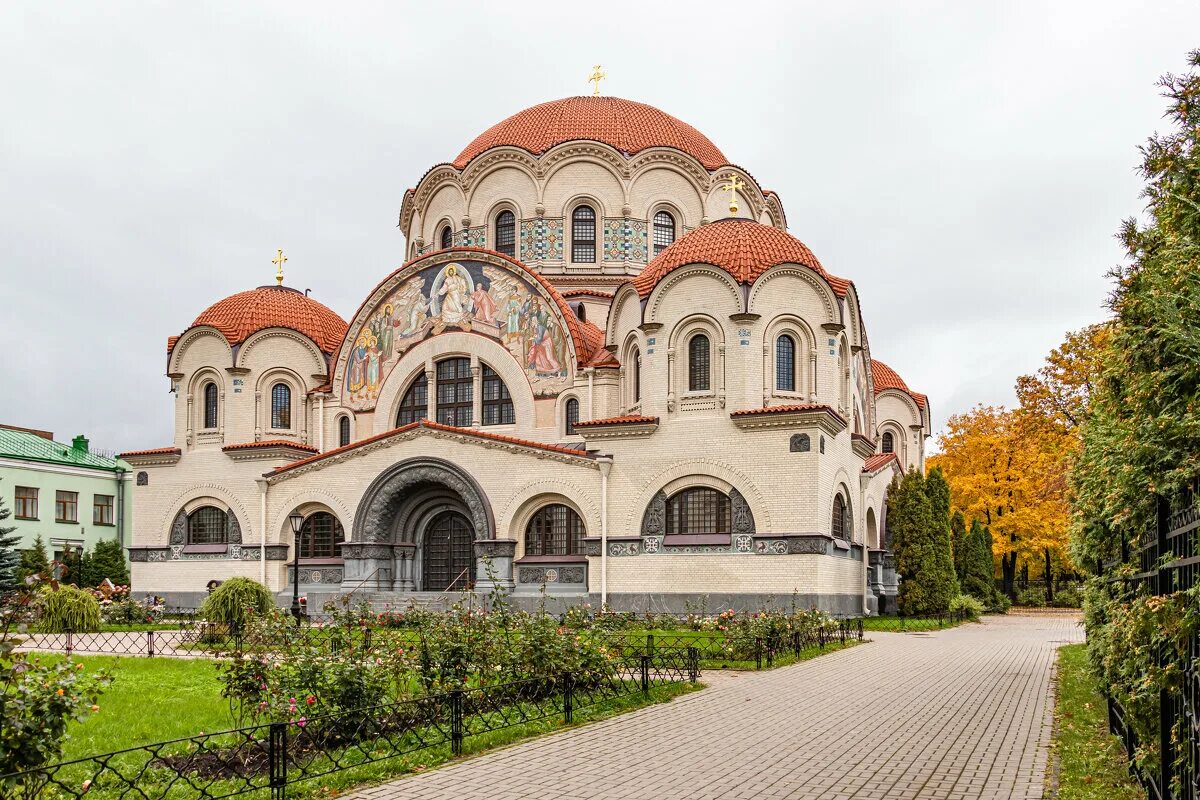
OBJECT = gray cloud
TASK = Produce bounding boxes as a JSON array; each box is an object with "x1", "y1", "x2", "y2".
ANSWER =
[{"x1": 1, "y1": 0, "x2": 1194, "y2": 451}]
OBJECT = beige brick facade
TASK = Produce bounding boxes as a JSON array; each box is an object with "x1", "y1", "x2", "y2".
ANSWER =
[{"x1": 124, "y1": 96, "x2": 929, "y2": 614}]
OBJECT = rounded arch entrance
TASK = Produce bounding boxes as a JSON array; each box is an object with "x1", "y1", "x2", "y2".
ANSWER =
[{"x1": 349, "y1": 457, "x2": 496, "y2": 591}]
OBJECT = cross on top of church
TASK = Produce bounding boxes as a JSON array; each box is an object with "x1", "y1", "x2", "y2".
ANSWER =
[
  {"x1": 273, "y1": 248, "x2": 287, "y2": 285},
  {"x1": 587, "y1": 65, "x2": 606, "y2": 97},
  {"x1": 721, "y1": 174, "x2": 746, "y2": 215}
]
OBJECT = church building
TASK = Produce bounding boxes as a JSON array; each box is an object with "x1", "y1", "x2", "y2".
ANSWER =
[{"x1": 121, "y1": 93, "x2": 930, "y2": 614}]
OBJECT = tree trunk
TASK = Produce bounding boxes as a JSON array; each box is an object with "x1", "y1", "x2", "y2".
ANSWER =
[
  {"x1": 1044, "y1": 548, "x2": 1054, "y2": 604},
  {"x1": 1002, "y1": 553, "x2": 1017, "y2": 600}
]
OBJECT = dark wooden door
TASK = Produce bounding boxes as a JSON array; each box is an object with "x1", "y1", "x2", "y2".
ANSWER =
[{"x1": 422, "y1": 511, "x2": 474, "y2": 591}]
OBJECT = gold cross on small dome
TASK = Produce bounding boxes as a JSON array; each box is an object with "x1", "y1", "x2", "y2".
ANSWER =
[
  {"x1": 721, "y1": 174, "x2": 746, "y2": 215},
  {"x1": 272, "y1": 248, "x2": 288, "y2": 285},
  {"x1": 587, "y1": 65, "x2": 606, "y2": 97}
]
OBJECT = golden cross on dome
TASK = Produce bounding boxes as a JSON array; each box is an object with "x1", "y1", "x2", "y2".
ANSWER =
[
  {"x1": 272, "y1": 248, "x2": 287, "y2": 285},
  {"x1": 721, "y1": 174, "x2": 746, "y2": 215},
  {"x1": 587, "y1": 65, "x2": 606, "y2": 97}
]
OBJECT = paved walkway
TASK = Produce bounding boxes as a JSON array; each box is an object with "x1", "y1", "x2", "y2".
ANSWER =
[{"x1": 349, "y1": 614, "x2": 1084, "y2": 800}]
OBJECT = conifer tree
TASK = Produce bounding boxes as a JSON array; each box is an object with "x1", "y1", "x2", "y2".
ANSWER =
[
  {"x1": 0, "y1": 497, "x2": 20, "y2": 592},
  {"x1": 922, "y1": 467, "x2": 960, "y2": 607},
  {"x1": 962, "y1": 518, "x2": 999, "y2": 603},
  {"x1": 18, "y1": 534, "x2": 51, "y2": 582},
  {"x1": 82, "y1": 540, "x2": 130, "y2": 587},
  {"x1": 950, "y1": 511, "x2": 969, "y2": 582},
  {"x1": 888, "y1": 471, "x2": 944, "y2": 615}
]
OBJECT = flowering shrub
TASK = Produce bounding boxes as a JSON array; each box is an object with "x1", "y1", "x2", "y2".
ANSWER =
[{"x1": 99, "y1": 597, "x2": 163, "y2": 626}]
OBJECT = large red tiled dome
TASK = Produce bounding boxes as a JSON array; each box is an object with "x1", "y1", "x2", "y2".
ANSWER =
[
  {"x1": 631, "y1": 218, "x2": 850, "y2": 298},
  {"x1": 871, "y1": 359, "x2": 927, "y2": 409},
  {"x1": 184, "y1": 285, "x2": 349, "y2": 355},
  {"x1": 453, "y1": 97, "x2": 728, "y2": 170}
]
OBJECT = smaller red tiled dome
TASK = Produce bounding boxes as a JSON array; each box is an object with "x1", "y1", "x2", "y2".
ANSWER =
[
  {"x1": 871, "y1": 359, "x2": 927, "y2": 410},
  {"x1": 631, "y1": 218, "x2": 850, "y2": 298},
  {"x1": 184, "y1": 286, "x2": 349, "y2": 355}
]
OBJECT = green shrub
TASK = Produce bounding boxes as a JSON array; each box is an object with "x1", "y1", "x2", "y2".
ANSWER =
[
  {"x1": 1052, "y1": 586, "x2": 1083, "y2": 608},
  {"x1": 1015, "y1": 587, "x2": 1047, "y2": 607},
  {"x1": 36, "y1": 585, "x2": 102, "y2": 633},
  {"x1": 948, "y1": 594, "x2": 984, "y2": 620},
  {"x1": 199, "y1": 577, "x2": 274, "y2": 629}
]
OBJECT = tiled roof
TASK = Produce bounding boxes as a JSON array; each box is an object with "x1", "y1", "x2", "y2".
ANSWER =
[
  {"x1": 573, "y1": 415, "x2": 659, "y2": 427},
  {"x1": 0, "y1": 427, "x2": 127, "y2": 471},
  {"x1": 176, "y1": 285, "x2": 349, "y2": 356},
  {"x1": 862, "y1": 453, "x2": 898, "y2": 473},
  {"x1": 270, "y1": 420, "x2": 595, "y2": 476},
  {"x1": 562, "y1": 289, "x2": 615, "y2": 299},
  {"x1": 454, "y1": 96, "x2": 728, "y2": 170},
  {"x1": 585, "y1": 347, "x2": 620, "y2": 368},
  {"x1": 631, "y1": 219, "x2": 851, "y2": 298},
  {"x1": 871, "y1": 359, "x2": 927, "y2": 410},
  {"x1": 118, "y1": 446, "x2": 181, "y2": 458},
  {"x1": 729, "y1": 404, "x2": 845, "y2": 422},
  {"x1": 222, "y1": 440, "x2": 318, "y2": 453}
]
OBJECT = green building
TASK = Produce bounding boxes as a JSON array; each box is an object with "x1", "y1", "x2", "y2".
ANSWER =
[{"x1": 0, "y1": 424, "x2": 132, "y2": 567}]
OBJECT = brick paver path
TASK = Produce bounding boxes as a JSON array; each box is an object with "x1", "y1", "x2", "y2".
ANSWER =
[{"x1": 350, "y1": 613, "x2": 1084, "y2": 800}]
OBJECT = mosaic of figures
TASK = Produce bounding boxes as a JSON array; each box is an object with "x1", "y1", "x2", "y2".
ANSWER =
[{"x1": 344, "y1": 260, "x2": 572, "y2": 409}]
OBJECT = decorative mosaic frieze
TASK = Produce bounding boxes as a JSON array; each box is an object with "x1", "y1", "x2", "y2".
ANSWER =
[
  {"x1": 289, "y1": 566, "x2": 344, "y2": 585},
  {"x1": 130, "y1": 545, "x2": 289, "y2": 562},
  {"x1": 519, "y1": 219, "x2": 537, "y2": 262},
  {"x1": 543, "y1": 218, "x2": 563, "y2": 260},
  {"x1": 517, "y1": 565, "x2": 586, "y2": 584},
  {"x1": 627, "y1": 219, "x2": 648, "y2": 262},
  {"x1": 461, "y1": 226, "x2": 487, "y2": 249},
  {"x1": 608, "y1": 541, "x2": 639, "y2": 557},
  {"x1": 603, "y1": 218, "x2": 624, "y2": 261}
]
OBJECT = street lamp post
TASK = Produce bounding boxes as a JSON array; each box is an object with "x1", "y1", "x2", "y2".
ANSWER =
[{"x1": 289, "y1": 512, "x2": 304, "y2": 621}]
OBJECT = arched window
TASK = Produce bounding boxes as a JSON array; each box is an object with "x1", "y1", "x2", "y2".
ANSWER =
[
  {"x1": 565, "y1": 398, "x2": 580, "y2": 435},
  {"x1": 481, "y1": 364, "x2": 514, "y2": 425},
  {"x1": 338, "y1": 415, "x2": 351, "y2": 447},
  {"x1": 666, "y1": 488, "x2": 731, "y2": 535},
  {"x1": 688, "y1": 334, "x2": 710, "y2": 392},
  {"x1": 775, "y1": 335, "x2": 796, "y2": 392},
  {"x1": 298, "y1": 512, "x2": 345, "y2": 559},
  {"x1": 525, "y1": 504, "x2": 585, "y2": 556},
  {"x1": 202, "y1": 382, "x2": 219, "y2": 429},
  {"x1": 271, "y1": 383, "x2": 291, "y2": 429},
  {"x1": 832, "y1": 493, "x2": 851, "y2": 541},
  {"x1": 440, "y1": 225, "x2": 453, "y2": 249},
  {"x1": 495, "y1": 210, "x2": 516, "y2": 258},
  {"x1": 572, "y1": 205, "x2": 596, "y2": 263},
  {"x1": 436, "y1": 358, "x2": 472, "y2": 426},
  {"x1": 396, "y1": 376, "x2": 428, "y2": 426},
  {"x1": 630, "y1": 347, "x2": 641, "y2": 404},
  {"x1": 187, "y1": 506, "x2": 228, "y2": 545},
  {"x1": 881, "y1": 431, "x2": 894, "y2": 454},
  {"x1": 652, "y1": 210, "x2": 676, "y2": 256}
]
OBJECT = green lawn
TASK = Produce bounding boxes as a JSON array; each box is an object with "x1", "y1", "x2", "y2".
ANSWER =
[{"x1": 1050, "y1": 644, "x2": 1144, "y2": 800}]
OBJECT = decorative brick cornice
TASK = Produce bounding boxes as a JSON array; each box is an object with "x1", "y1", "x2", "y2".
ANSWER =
[
  {"x1": 730, "y1": 404, "x2": 847, "y2": 435},
  {"x1": 223, "y1": 440, "x2": 318, "y2": 462},
  {"x1": 118, "y1": 447, "x2": 181, "y2": 466},
  {"x1": 573, "y1": 415, "x2": 659, "y2": 439}
]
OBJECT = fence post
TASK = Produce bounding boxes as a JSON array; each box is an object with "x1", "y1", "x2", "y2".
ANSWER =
[
  {"x1": 268, "y1": 721, "x2": 287, "y2": 800},
  {"x1": 857, "y1": 618, "x2": 864, "y2": 639},
  {"x1": 450, "y1": 689, "x2": 464, "y2": 756},
  {"x1": 65, "y1": 629, "x2": 73, "y2": 657},
  {"x1": 646, "y1": 633, "x2": 654, "y2": 658},
  {"x1": 840, "y1": 623, "x2": 846, "y2": 645},
  {"x1": 791, "y1": 631, "x2": 800, "y2": 657},
  {"x1": 562, "y1": 672, "x2": 574, "y2": 724},
  {"x1": 1154, "y1": 493, "x2": 1175, "y2": 799},
  {"x1": 754, "y1": 637, "x2": 763, "y2": 670},
  {"x1": 147, "y1": 630, "x2": 155, "y2": 657},
  {"x1": 687, "y1": 646, "x2": 699, "y2": 683},
  {"x1": 640, "y1": 655, "x2": 650, "y2": 693}
]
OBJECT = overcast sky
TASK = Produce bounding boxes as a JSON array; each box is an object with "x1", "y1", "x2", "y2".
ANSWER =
[{"x1": 2, "y1": 2, "x2": 1196, "y2": 453}]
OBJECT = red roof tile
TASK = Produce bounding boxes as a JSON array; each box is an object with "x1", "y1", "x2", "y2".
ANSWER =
[
  {"x1": 585, "y1": 347, "x2": 621, "y2": 368},
  {"x1": 631, "y1": 219, "x2": 851, "y2": 299},
  {"x1": 729, "y1": 404, "x2": 845, "y2": 422},
  {"x1": 270, "y1": 420, "x2": 594, "y2": 476},
  {"x1": 871, "y1": 359, "x2": 927, "y2": 410},
  {"x1": 222, "y1": 440, "x2": 318, "y2": 453},
  {"x1": 177, "y1": 285, "x2": 349, "y2": 356},
  {"x1": 862, "y1": 453, "x2": 898, "y2": 473},
  {"x1": 118, "y1": 446, "x2": 181, "y2": 458},
  {"x1": 562, "y1": 289, "x2": 615, "y2": 299},
  {"x1": 573, "y1": 415, "x2": 659, "y2": 427},
  {"x1": 454, "y1": 97, "x2": 728, "y2": 170}
]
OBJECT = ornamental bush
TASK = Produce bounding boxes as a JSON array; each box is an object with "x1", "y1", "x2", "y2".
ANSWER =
[
  {"x1": 36, "y1": 585, "x2": 101, "y2": 633},
  {"x1": 948, "y1": 594, "x2": 984, "y2": 620},
  {"x1": 200, "y1": 576, "x2": 275, "y2": 630}
]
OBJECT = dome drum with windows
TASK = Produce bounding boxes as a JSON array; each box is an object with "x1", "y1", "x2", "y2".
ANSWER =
[{"x1": 124, "y1": 89, "x2": 929, "y2": 616}]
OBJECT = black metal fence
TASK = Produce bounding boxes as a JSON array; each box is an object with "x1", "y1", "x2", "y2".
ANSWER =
[
  {"x1": 1099, "y1": 489, "x2": 1199, "y2": 800},
  {"x1": 2, "y1": 653, "x2": 693, "y2": 799}
]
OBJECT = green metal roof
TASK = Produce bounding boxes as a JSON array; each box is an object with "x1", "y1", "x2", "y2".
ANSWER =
[{"x1": 0, "y1": 428, "x2": 129, "y2": 473}]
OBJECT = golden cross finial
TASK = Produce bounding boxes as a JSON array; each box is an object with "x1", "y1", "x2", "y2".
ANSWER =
[
  {"x1": 272, "y1": 248, "x2": 287, "y2": 285},
  {"x1": 721, "y1": 174, "x2": 746, "y2": 215},
  {"x1": 587, "y1": 64, "x2": 606, "y2": 97}
]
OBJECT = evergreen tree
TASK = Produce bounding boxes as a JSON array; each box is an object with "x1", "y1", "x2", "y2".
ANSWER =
[
  {"x1": 18, "y1": 534, "x2": 51, "y2": 582},
  {"x1": 962, "y1": 519, "x2": 1000, "y2": 604},
  {"x1": 59, "y1": 545, "x2": 83, "y2": 586},
  {"x1": 950, "y1": 510, "x2": 969, "y2": 583},
  {"x1": 0, "y1": 497, "x2": 20, "y2": 592},
  {"x1": 83, "y1": 540, "x2": 130, "y2": 586},
  {"x1": 888, "y1": 470, "x2": 950, "y2": 615},
  {"x1": 923, "y1": 467, "x2": 960, "y2": 606}
]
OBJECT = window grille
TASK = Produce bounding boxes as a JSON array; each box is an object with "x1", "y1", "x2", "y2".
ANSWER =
[
  {"x1": 832, "y1": 493, "x2": 851, "y2": 540},
  {"x1": 688, "y1": 334, "x2": 711, "y2": 392},
  {"x1": 203, "y1": 382, "x2": 218, "y2": 428},
  {"x1": 665, "y1": 488, "x2": 731, "y2": 535},
  {"x1": 338, "y1": 416, "x2": 351, "y2": 447},
  {"x1": 271, "y1": 383, "x2": 291, "y2": 429},
  {"x1": 881, "y1": 431, "x2": 894, "y2": 454},
  {"x1": 396, "y1": 378, "x2": 428, "y2": 426},
  {"x1": 572, "y1": 205, "x2": 596, "y2": 263},
  {"x1": 435, "y1": 358, "x2": 473, "y2": 426},
  {"x1": 299, "y1": 512, "x2": 344, "y2": 559},
  {"x1": 481, "y1": 364, "x2": 514, "y2": 425},
  {"x1": 187, "y1": 506, "x2": 228, "y2": 545},
  {"x1": 653, "y1": 211, "x2": 675, "y2": 256},
  {"x1": 565, "y1": 398, "x2": 579, "y2": 435},
  {"x1": 776, "y1": 335, "x2": 796, "y2": 392},
  {"x1": 525, "y1": 504, "x2": 585, "y2": 556},
  {"x1": 440, "y1": 226, "x2": 453, "y2": 249},
  {"x1": 495, "y1": 211, "x2": 516, "y2": 258}
]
